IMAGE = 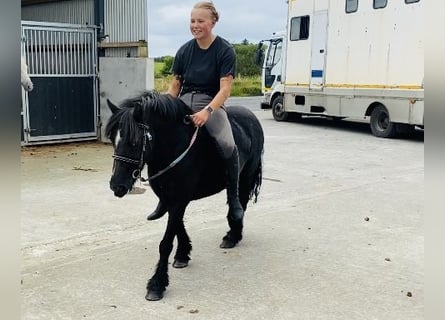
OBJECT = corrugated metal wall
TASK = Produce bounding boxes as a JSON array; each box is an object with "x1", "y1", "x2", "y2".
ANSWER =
[
  {"x1": 22, "y1": 0, "x2": 149, "y2": 58},
  {"x1": 104, "y1": 0, "x2": 148, "y2": 57},
  {"x1": 21, "y1": 0, "x2": 95, "y2": 25}
]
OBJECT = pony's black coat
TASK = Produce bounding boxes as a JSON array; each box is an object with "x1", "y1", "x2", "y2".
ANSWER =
[
  {"x1": 106, "y1": 91, "x2": 263, "y2": 205},
  {"x1": 106, "y1": 90, "x2": 264, "y2": 300}
]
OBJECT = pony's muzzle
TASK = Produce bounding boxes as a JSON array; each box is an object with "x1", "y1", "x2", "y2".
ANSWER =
[
  {"x1": 111, "y1": 184, "x2": 128, "y2": 198},
  {"x1": 110, "y1": 179, "x2": 130, "y2": 198}
]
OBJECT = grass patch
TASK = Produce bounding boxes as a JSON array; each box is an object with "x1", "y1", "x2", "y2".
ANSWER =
[
  {"x1": 154, "y1": 75, "x2": 173, "y2": 93},
  {"x1": 154, "y1": 61, "x2": 165, "y2": 78},
  {"x1": 231, "y1": 75, "x2": 262, "y2": 97},
  {"x1": 154, "y1": 73, "x2": 261, "y2": 97}
]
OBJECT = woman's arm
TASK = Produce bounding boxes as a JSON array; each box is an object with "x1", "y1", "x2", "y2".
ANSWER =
[
  {"x1": 210, "y1": 75, "x2": 233, "y2": 111},
  {"x1": 167, "y1": 75, "x2": 182, "y2": 97}
]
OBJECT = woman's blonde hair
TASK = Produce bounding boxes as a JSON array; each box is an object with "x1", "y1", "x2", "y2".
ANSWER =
[{"x1": 193, "y1": 1, "x2": 219, "y2": 22}]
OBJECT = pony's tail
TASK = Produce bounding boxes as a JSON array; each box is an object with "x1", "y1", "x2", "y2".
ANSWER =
[{"x1": 249, "y1": 150, "x2": 263, "y2": 203}]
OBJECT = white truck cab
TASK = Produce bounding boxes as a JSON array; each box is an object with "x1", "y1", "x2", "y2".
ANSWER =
[{"x1": 258, "y1": 31, "x2": 285, "y2": 109}]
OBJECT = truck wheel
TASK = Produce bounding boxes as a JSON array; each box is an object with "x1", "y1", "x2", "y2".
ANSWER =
[
  {"x1": 272, "y1": 96, "x2": 288, "y2": 121},
  {"x1": 370, "y1": 105, "x2": 397, "y2": 138}
]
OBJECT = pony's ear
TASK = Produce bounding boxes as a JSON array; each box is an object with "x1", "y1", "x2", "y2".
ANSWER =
[{"x1": 107, "y1": 99, "x2": 120, "y2": 114}]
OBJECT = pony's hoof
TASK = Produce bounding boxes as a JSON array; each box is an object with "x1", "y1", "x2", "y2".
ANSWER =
[
  {"x1": 173, "y1": 259, "x2": 189, "y2": 268},
  {"x1": 220, "y1": 239, "x2": 238, "y2": 249},
  {"x1": 145, "y1": 290, "x2": 164, "y2": 301}
]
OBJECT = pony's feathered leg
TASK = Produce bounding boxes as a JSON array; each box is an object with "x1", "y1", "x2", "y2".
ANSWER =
[
  {"x1": 146, "y1": 204, "x2": 187, "y2": 301},
  {"x1": 224, "y1": 146, "x2": 244, "y2": 221},
  {"x1": 173, "y1": 219, "x2": 192, "y2": 268}
]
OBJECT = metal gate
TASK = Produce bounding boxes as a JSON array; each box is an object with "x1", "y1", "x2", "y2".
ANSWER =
[{"x1": 21, "y1": 20, "x2": 98, "y2": 144}]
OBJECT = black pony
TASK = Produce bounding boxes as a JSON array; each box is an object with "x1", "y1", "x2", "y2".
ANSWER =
[{"x1": 105, "y1": 90, "x2": 264, "y2": 301}]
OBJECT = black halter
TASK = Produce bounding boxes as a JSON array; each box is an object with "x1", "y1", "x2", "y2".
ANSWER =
[{"x1": 112, "y1": 122, "x2": 199, "y2": 182}]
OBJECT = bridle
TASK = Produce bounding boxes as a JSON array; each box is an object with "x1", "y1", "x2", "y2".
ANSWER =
[
  {"x1": 112, "y1": 123, "x2": 152, "y2": 181},
  {"x1": 112, "y1": 122, "x2": 199, "y2": 182}
]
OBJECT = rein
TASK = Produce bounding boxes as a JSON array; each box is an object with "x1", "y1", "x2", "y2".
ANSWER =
[
  {"x1": 113, "y1": 122, "x2": 199, "y2": 182},
  {"x1": 148, "y1": 126, "x2": 199, "y2": 181}
]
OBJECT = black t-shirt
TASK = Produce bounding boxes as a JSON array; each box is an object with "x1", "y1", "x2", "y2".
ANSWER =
[{"x1": 171, "y1": 36, "x2": 236, "y2": 97}]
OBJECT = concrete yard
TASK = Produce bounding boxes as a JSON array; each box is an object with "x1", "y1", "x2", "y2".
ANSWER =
[{"x1": 21, "y1": 97, "x2": 424, "y2": 320}]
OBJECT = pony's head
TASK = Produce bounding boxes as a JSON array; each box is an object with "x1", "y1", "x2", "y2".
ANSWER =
[
  {"x1": 106, "y1": 91, "x2": 191, "y2": 197},
  {"x1": 106, "y1": 98, "x2": 149, "y2": 197},
  {"x1": 21, "y1": 57, "x2": 33, "y2": 91}
]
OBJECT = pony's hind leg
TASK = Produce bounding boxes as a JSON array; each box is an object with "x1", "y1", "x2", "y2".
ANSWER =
[
  {"x1": 220, "y1": 216, "x2": 243, "y2": 249},
  {"x1": 220, "y1": 170, "x2": 251, "y2": 248},
  {"x1": 173, "y1": 220, "x2": 192, "y2": 268}
]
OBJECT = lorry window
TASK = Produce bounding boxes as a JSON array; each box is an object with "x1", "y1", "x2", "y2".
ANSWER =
[
  {"x1": 346, "y1": 0, "x2": 358, "y2": 13},
  {"x1": 290, "y1": 16, "x2": 310, "y2": 41},
  {"x1": 405, "y1": 0, "x2": 420, "y2": 3},
  {"x1": 265, "y1": 40, "x2": 282, "y2": 68},
  {"x1": 373, "y1": 0, "x2": 387, "y2": 9}
]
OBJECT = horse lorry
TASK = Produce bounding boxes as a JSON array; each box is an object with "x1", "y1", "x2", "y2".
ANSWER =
[{"x1": 258, "y1": 0, "x2": 424, "y2": 138}]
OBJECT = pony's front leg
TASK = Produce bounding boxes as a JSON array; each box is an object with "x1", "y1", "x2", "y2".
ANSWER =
[
  {"x1": 146, "y1": 206, "x2": 185, "y2": 301},
  {"x1": 173, "y1": 219, "x2": 192, "y2": 268}
]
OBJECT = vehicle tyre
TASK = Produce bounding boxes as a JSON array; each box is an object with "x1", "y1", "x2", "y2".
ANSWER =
[
  {"x1": 272, "y1": 96, "x2": 288, "y2": 121},
  {"x1": 370, "y1": 105, "x2": 397, "y2": 138}
]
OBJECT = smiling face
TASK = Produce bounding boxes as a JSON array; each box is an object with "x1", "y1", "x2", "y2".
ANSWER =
[{"x1": 190, "y1": 8, "x2": 215, "y2": 41}]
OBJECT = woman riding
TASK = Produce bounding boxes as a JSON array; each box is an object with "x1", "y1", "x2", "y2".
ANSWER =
[{"x1": 147, "y1": 1, "x2": 243, "y2": 221}]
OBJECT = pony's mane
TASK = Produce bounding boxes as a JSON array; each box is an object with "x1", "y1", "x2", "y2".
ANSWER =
[
  {"x1": 105, "y1": 90, "x2": 191, "y2": 143},
  {"x1": 123, "y1": 90, "x2": 191, "y2": 120}
]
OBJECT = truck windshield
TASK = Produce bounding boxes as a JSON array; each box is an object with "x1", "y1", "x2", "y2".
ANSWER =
[{"x1": 265, "y1": 39, "x2": 283, "y2": 68}]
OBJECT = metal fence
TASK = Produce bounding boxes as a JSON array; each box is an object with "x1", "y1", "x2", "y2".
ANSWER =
[
  {"x1": 21, "y1": 20, "x2": 99, "y2": 145},
  {"x1": 22, "y1": 20, "x2": 97, "y2": 77}
]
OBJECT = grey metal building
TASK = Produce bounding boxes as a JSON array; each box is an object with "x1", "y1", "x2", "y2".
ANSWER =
[{"x1": 21, "y1": 0, "x2": 154, "y2": 145}]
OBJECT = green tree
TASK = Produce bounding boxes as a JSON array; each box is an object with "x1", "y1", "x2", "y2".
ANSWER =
[
  {"x1": 233, "y1": 42, "x2": 262, "y2": 77},
  {"x1": 160, "y1": 56, "x2": 174, "y2": 75},
  {"x1": 155, "y1": 40, "x2": 263, "y2": 78}
]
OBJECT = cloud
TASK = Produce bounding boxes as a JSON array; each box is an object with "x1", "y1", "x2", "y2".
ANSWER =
[{"x1": 148, "y1": 0, "x2": 287, "y2": 57}]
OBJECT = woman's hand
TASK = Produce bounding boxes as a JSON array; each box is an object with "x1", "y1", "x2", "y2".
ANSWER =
[{"x1": 191, "y1": 109, "x2": 211, "y2": 127}]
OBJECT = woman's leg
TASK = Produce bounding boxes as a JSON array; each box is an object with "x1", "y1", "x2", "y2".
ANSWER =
[{"x1": 204, "y1": 107, "x2": 244, "y2": 221}]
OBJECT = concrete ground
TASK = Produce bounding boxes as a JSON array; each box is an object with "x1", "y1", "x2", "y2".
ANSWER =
[{"x1": 21, "y1": 97, "x2": 424, "y2": 320}]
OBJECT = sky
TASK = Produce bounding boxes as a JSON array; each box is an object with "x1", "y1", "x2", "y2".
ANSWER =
[{"x1": 147, "y1": 0, "x2": 288, "y2": 57}]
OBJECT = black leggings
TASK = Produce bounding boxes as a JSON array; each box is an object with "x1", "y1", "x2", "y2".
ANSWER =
[{"x1": 180, "y1": 92, "x2": 235, "y2": 159}]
